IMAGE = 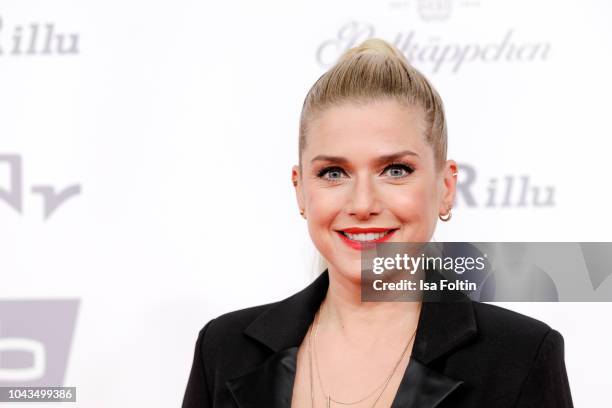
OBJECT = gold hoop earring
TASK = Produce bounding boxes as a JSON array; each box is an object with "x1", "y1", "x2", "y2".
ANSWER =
[{"x1": 439, "y1": 209, "x2": 452, "y2": 222}]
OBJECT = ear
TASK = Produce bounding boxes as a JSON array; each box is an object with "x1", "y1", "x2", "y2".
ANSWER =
[
  {"x1": 292, "y1": 164, "x2": 306, "y2": 217},
  {"x1": 438, "y1": 160, "x2": 458, "y2": 216}
]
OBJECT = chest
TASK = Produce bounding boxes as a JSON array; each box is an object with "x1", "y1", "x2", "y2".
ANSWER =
[{"x1": 290, "y1": 337, "x2": 412, "y2": 408}]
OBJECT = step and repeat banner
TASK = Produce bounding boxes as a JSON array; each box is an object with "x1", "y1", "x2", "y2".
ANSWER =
[{"x1": 1, "y1": 0, "x2": 611, "y2": 406}]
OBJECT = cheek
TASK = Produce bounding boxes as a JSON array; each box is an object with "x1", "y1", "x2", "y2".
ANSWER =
[
  {"x1": 305, "y1": 189, "x2": 338, "y2": 224},
  {"x1": 305, "y1": 194, "x2": 340, "y2": 258},
  {"x1": 304, "y1": 185, "x2": 343, "y2": 249},
  {"x1": 384, "y1": 183, "x2": 438, "y2": 224}
]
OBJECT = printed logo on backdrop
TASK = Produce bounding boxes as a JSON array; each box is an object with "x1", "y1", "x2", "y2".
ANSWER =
[
  {"x1": 0, "y1": 154, "x2": 81, "y2": 220},
  {"x1": 0, "y1": 300, "x2": 79, "y2": 387},
  {"x1": 389, "y1": 0, "x2": 479, "y2": 22},
  {"x1": 0, "y1": 16, "x2": 79, "y2": 56},
  {"x1": 317, "y1": 1, "x2": 551, "y2": 74},
  {"x1": 455, "y1": 163, "x2": 555, "y2": 208}
]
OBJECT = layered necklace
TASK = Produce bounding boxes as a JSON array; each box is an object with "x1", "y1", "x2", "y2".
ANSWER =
[{"x1": 307, "y1": 300, "x2": 420, "y2": 408}]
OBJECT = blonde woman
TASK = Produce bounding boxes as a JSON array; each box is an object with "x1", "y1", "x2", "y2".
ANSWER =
[{"x1": 183, "y1": 38, "x2": 573, "y2": 407}]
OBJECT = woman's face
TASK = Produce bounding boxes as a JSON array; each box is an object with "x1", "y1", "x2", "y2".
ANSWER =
[{"x1": 292, "y1": 99, "x2": 457, "y2": 282}]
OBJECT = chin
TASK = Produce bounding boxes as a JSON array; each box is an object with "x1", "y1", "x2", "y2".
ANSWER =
[{"x1": 328, "y1": 257, "x2": 363, "y2": 283}]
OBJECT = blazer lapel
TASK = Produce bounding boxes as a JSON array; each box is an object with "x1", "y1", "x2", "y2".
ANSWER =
[
  {"x1": 225, "y1": 346, "x2": 299, "y2": 408},
  {"x1": 391, "y1": 357, "x2": 463, "y2": 408},
  {"x1": 390, "y1": 268, "x2": 478, "y2": 407},
  {"x1": 226, "y1": 268, "x2": 477, "y2": 408},
  {"x1": 225, "y1": 272, "x2": 328, "y2": 408}
]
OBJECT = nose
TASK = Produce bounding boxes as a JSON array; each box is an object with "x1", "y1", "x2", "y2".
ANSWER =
[{"x1": 346, "y1": 174, "x2": 382, "y2": 220}]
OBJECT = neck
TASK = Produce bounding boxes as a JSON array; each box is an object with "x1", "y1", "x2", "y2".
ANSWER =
[{"x1": 321, "y1": 265, "x2": 422, "y2": 336}]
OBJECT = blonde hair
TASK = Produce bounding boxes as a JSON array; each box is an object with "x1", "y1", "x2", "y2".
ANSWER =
[{"x1": 298, "y1": 38, "x2": 448, "y2": 171}]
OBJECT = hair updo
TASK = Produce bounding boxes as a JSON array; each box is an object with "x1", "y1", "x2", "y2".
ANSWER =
[{"x1": 298, "y1": 37, "x2": 448, "y2": 171}]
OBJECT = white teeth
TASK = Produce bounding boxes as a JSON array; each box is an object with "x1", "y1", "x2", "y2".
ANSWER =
[{"x1": 343, "y1": 231, "x2": 391, "y2": 242}]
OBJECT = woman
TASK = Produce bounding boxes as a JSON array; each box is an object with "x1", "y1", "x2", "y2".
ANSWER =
[{"x1": 182, "y1": 38, "x2": 573, "y2": 407}]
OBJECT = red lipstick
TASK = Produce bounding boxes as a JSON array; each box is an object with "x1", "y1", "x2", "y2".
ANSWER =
[{"x1": 335, "y1": 227, "x2": 398, "y2": 251}]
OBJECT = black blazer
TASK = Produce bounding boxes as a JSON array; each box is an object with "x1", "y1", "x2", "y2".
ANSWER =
[{"x1": 182, "y1": 269, "x2": 573, "y2": 407}]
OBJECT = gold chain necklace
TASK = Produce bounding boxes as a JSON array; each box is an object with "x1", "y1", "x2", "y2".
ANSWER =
[{"x1": 308, "y1": 300, "x2": 420, "y2": 408}]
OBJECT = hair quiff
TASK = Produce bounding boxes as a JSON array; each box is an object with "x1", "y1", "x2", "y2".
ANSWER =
[{"x1": 298, "y1": 38, "x2": 448, "y2": 170}]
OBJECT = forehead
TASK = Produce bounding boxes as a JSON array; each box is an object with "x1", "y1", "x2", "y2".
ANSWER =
[{"x1": 305, "y1": 99, "x2": 429, "y2": 159}]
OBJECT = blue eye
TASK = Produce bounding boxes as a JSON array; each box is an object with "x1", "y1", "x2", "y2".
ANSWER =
[
  {"x1": 317, "y1": 166, "x2": 346, "y2": 180},
  {"x1": 383, "y1": 163, "x2": 414, "y2": 178},
  {"x1": 316, "y1": 163, "x2": 414, "y2": 182}
]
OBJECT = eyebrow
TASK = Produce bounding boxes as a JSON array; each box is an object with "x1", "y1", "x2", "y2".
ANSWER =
[{"x1": 310, "y1": 150, "x2": 419, "y2": 165}]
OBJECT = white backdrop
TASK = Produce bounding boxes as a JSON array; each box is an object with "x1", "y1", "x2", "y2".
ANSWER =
[{"x1": 1, "y1": 0, "x2": 611, "y2": 406}]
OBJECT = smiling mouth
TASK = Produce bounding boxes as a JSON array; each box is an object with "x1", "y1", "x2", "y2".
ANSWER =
[{"x1": 336, "y1": 229, "x2": 398, "y2": 243}]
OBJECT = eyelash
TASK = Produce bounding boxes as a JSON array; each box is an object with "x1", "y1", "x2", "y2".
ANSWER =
[{"x1": 316, "y1": 163, "x2": 415, "y2": 181}]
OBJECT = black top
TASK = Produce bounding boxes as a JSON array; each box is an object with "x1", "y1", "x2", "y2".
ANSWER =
[{"x1": 182, "y1": 269, "x2": 573, "y2": 407}]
